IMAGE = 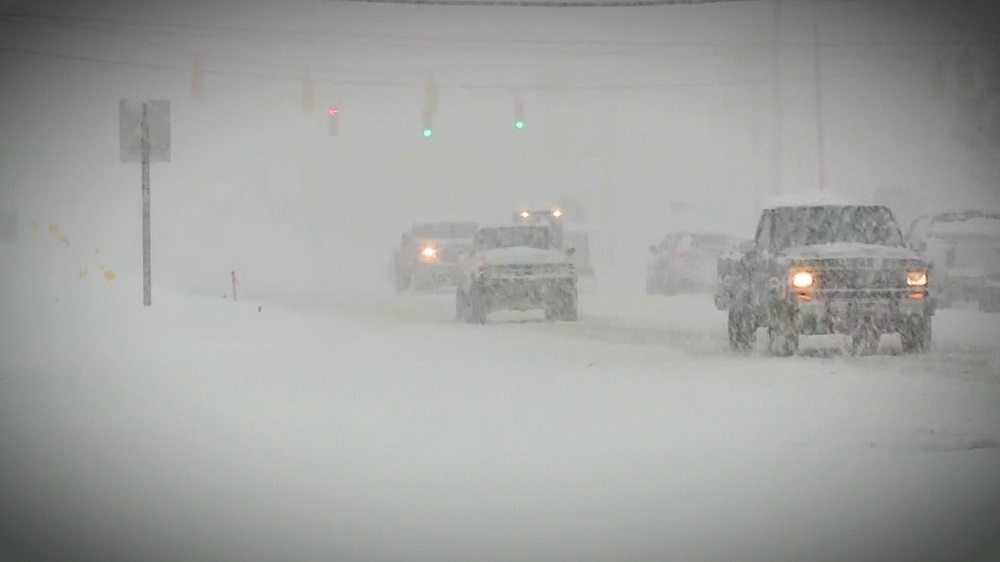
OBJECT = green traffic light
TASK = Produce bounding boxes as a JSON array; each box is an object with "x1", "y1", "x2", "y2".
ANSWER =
[
  {"x1": 515, "y1": 120, "x2": 524, "y2": 129},
  {"x1": 423, "y1": 128, "x2": 433, "y2": 138}
]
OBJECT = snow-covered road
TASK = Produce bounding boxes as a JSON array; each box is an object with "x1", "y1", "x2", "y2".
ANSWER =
[{"x1": 1, "y1": 260, "x2": 999, "y2": 561}]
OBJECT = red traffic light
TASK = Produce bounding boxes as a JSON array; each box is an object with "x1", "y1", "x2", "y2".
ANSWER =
[{"x1": 327, "y1": 106, "x2": 339, "y2": 117}]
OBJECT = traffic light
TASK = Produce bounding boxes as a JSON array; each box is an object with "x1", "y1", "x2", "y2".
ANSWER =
[
  {"x1": 327, "y1": 105, "x2": 339, "y2": 136},
  {"x1": 514, "y1": 98, "x2": 525, "y2": 130},
  {"x1": 423, "y1": 73, "x2": 437, "y2": 139}
]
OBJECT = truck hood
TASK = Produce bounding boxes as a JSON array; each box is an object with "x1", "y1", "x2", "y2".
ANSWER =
[
  {"x1": 781, "y1": 243, "x2": 920, "y2": 261},
  {"x1": 478, "y1": 247, "x2": 572, "y2": 266}
]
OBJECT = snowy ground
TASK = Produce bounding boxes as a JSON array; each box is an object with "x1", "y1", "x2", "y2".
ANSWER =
[{"x1": 2, "y1": 247, "x2": 999, "y2": 562}]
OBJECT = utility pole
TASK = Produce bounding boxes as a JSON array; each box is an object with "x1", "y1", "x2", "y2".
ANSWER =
[
  {"x1": 140, "y1": 103, "x2": 152, "y2": 306},
  {"x1": 119, "y1": 98, "x2": 169, "y2": 307},
  {"x1": 813, "y1": 16, "x2": 827, "y2": 192},
  {"x1": 598, "y1": 90, "x2": 616, "y2": 284},
  {"x1": 770, "y1": 0, "x2": 783, "y2": 199}
]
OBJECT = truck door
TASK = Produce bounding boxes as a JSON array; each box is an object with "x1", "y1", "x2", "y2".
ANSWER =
[{"x1": 748, "y1": 210, "x2": 776, "y2": 310}]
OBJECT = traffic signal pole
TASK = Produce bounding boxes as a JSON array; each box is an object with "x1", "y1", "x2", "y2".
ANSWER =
[
  {"x1": 140, "y1": 103, "x2": 152, "y2": 306},
  {"x1": 771, "y1": 0, "x2": 783, "y2": 198},
  {"x1": 813, "y1": 16, "x2": 826, "y2": 193}
]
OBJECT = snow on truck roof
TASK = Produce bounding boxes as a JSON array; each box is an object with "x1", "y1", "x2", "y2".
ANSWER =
[
  {"x1": 930, "y1": 215, "x2": 1000, "y2": 237},
  {"x1": 762, "y1": 191, "x2": 866, "y2": 209},
  {"x1": 479, "y1": 223, "x2": 549, "y2": 231}
]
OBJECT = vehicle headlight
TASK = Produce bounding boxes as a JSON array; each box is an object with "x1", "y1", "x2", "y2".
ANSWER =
[
  {"x1": 519, "y1": 210, "x2": 531, "y2": 219},
  {"x1": 421, "y1": 246, "x2": 438, "y2": 259},
  {"x1": 790, "y1": 269, "x2": 814, "y2": 289},
  {"x1": 906, "y1": 270, "x2": 928, "y2": 286},
  {"x1": 551, "y1": 209, "x2": 563, "y2": 218}
]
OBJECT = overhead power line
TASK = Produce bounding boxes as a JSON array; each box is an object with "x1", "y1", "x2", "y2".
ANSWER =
[
  {"x1": 0, "y1": 44, "x2": 942, "y2": 92},
  {"x1": 1, "y1": 9, "x2": 995, "y2": 55},
  {"x1": 323, "y1": 0, "x2": 754, "y2": 5}
]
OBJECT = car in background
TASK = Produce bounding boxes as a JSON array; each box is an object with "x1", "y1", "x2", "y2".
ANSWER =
[
  {"x1": 392, "y1": 221, "x2": 478, "y2": 291},
  {"x1": 646, "y1": 231, "x2": 739, "y2": 295},
  {"x1": 513, "y1": 204, "x2": 595, "y2": 278},
  {"x1": 905, "y1": 210, "x2": 1000, "y2": 311},
  {"x1": 456, "y1": 225, "x2": 578, "y2": 323}
]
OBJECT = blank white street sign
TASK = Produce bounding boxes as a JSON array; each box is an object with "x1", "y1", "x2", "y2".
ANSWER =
[{"x1": 119, "y1": 99, "x2": 171, "y2": 163}]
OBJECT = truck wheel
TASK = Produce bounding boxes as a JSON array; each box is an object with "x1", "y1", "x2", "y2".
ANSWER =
[
  {"x1": 900, "y1": 316, "x2": 932, "y2": 353},
  {"x1": 560, "y1": 289, "x2": 579, "y2": 321},
  {"x1": 767, "y1": 325, "x2": 798, "y2": 357},
  {"x1": 645, "y1": 276, "x2": 659, "y2": 295},
  {"x1": 545, "y1": 289, "x2": 578, "y2": 321},
  {"x1": 979, "y1": 290, "x2": 1000, "y2": 313},
  {"x1": 728, "y1": 307, "x2": 755, "y2": 351},
  {"x1": 766, "y1": 307, "x2": 799, "y2": 357},
  {"x1": 848, "y1": 323, "x2": 881, "y2": 356},
  {"x1": 467, "y1": 287, "x2": 488, "y2": 324},
  {"x1": 660, "y1": 277, "x2": 677, "y2": 296},
  {"x1": 455, "y1": 289, "x2": 468, "y2": 322}
]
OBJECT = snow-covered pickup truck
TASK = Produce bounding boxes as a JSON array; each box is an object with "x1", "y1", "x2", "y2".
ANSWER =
[
  {"x1": 456, "y1": 225, "x2": 578, "y2": 323},
  {"x1": 721, "y1": 194, "x2": 936, "y2": 356}
]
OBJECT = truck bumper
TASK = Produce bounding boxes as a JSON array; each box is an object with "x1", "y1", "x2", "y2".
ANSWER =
[
  {"x1": 794, "y1": 293, "x2": 931, "y2": 336},
  {"x1": 479, "y1": 278, "x2": 576, "y2": 311}
]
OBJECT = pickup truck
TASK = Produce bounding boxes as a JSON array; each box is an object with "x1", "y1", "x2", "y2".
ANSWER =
[
  {"x1": 456, "y1": 225, "x2": 578, "y2": 323},
  {"x1": 716, "y1": 196, "x2": 935, "y2": 356}
]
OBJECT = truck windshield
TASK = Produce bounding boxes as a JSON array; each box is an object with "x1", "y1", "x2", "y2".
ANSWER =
[
  {"x1": 478, "y1": 227, "x2": 552, "y2": 250},
  {"x1": 412, "y1": 223, "x2": 478, "y2": 239},
  {"x1": 773, "y1": 206, "x2": 905, "y2": 249}
]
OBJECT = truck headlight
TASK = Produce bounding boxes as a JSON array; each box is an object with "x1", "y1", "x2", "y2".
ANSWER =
[
  {"x1": 906, "y1": 270, "x2": 928, "y2": 286},
  {"x1": 791, "y1": 269, "x2": 814, "y2": 289},
  {"x1": 551, "y1": 209, "x2": 563, "y2": 218},
  {"x1": 421, "y1": 246, "x2": 438, "y2": 259}
]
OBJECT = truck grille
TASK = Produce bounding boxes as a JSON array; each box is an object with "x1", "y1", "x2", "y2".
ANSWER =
[
  {"x1": 490, "y1": 264, "x2": 572, "y2": 279},
  {"x1": 818, "y1": 267, "x2": 906, "y2": 291}
]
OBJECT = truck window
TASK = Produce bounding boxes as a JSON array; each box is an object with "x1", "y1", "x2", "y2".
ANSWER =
[
  {"x1": 755, "y1": 211, "x2": 773, "y2": 252},
  {"x1": 770, "y1": 206, "x2": 904, "y2": 250}
]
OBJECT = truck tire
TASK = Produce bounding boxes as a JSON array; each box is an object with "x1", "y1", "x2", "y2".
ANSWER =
[
  {"x1": 455, "y1": 289, "x2": 468, "y2": 322},
  {"x1": 979, "y1": 289, "x2": 1000, "y2": 313},
  {"x1": 728, "y1": 306, "x2": 755, "y2": 351},
  {"x1": 466, "y1": 287, "x2": 488, "y2": 324},
  {"x1": 900, "y1": 316, "x2": 932, "y2": 353},
  {"x1": 848, "y1": 325, "x2": 880, "y2": 356},
  {"x1": 560, "y1": 288, "x2": 579, "y2": 321},
  {"x1": 766, "y1": 305, "x2": 799, "y2": 357},
  {"x1": 645, "y1": 276, "x2": 659, "y2": 295},
  {"x1": 545, "y1": 288, "x2": 578, "y2": 321}
]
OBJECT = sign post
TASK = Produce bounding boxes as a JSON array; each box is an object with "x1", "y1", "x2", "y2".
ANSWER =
[{"x1": 120, "y1": 99, "x2": 170, "y2": 307}]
